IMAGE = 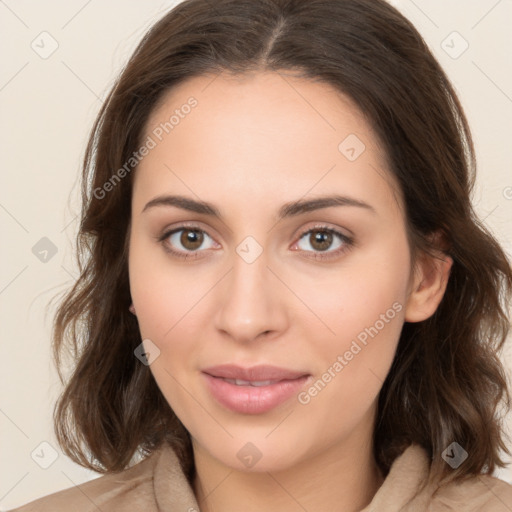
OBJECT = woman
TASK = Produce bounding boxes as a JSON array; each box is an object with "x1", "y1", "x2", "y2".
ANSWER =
[{"x1": 11, "y1": 0, "x2": 512, "y2": 510}]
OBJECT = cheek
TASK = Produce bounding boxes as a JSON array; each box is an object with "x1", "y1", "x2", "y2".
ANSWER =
[
  {"x1": 293, "y1": 236, "x2": 410, "y2": 406},
  {"x1": 128, "y1": 238, "x2": 205, "y2": 416},
  {"x1": 293, "y1": 235, "x2": 410, "y2": 351},
  {"x1": 128, "y1": 231, "x2": 212, "y2": 338},
  {"x1": 293, "y1": 285, "x2": 406, "y2": 446}
]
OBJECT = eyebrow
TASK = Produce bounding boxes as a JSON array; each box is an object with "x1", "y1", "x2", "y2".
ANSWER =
[{"x1": 141, "y1": 194, "x2": 376, "y2": 220}]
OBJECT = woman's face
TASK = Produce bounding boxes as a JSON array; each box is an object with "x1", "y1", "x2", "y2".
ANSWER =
[{"x1": 128, "y1": 71, "x2": 417, "y2": 472}]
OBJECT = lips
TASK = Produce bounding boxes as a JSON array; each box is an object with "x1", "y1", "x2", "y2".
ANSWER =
[
  {"x1": 201, "y1": 364, "x2": 312, "y2": 414},
  {"x1": 202, "y1": 364, "x2": 309, "y2": 382}
]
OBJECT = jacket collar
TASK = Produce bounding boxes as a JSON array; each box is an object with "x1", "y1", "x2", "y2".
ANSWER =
[{"x1": 153, "y1": 443, "x2": 431, "y2": 511}]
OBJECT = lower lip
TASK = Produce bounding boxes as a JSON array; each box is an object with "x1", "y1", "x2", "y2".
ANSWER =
[{"x1": 202, "y1": 373, "x2": 311, "y2": 414}]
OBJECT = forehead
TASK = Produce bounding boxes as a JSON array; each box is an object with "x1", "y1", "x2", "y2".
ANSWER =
[
  {"x1": 134, "y1": 71, "x2": 402, "y2": 219},
  {"x1": 145, "y1": 70, "x2": 378, "y2": 154}
]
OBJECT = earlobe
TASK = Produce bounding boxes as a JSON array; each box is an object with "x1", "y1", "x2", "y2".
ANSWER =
[{"x1": 404, "y1": 249, "x2": 453, "y2": 323}]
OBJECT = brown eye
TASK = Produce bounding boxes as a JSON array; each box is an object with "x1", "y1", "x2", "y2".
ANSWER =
[
  {"x1": 309, "y1": 230, "x2": 333, "y2": 251},
  {"x1": 180, "y1": 229, "x2": 204, "y2": 251},
  {"x1": 162, "y1": 227, "x2": 217, "y2": 256},
  {"x1": 294, "y1": 226, "x2": 353, "y2": 259}
]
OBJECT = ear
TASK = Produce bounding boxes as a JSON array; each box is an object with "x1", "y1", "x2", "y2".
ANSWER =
[{"x1": 404, "y1": 233, "x2": 453, "y2": 323}]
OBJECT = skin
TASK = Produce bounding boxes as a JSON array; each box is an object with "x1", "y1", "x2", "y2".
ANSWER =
[{"x1": 128, "y1": 71, "x2": 452, "y2": 512}]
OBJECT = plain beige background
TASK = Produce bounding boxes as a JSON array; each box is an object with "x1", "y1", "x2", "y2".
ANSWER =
[{"x1": 1, "y1": 0, "x2": 511, "y2": 509}]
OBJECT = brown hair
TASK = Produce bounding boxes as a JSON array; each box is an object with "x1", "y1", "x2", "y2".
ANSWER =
[{"x1": 52, "y1": 0, "x2": 512, "y2": 485}]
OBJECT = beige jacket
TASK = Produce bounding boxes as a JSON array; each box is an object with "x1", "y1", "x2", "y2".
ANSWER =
[{"x1": 10, "y1": 443, "x2": 512, "y2": 511}]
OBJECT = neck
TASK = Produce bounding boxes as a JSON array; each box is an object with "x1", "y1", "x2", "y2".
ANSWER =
[{"x1": 192, "y1": 417, "x2": 384, "y2": 512}]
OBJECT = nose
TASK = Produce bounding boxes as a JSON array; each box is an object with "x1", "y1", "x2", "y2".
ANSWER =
[{"x1": 213, "y1": 249, "x2": 289, "y2": 344}]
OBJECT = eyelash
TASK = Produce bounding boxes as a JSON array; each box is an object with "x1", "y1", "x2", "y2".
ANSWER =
[{"x1": 157, "y1": 223, "x2": 354, "y2": 261}]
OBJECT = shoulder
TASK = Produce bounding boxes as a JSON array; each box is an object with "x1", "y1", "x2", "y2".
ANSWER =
[
  {"x1": 8, "y1": 449, "x2": 163, "y2": 512},
  {"x1": 369, "y1": 444, "x2": 512, "y2": 512},
  {"x1": 428, "y1": 473, "x2": 512, "y2": 511}
]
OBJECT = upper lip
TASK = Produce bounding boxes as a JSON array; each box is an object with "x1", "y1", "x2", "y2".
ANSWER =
[{"x1": 202, "y1": 364, "x2": 309, "y2": 381}]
